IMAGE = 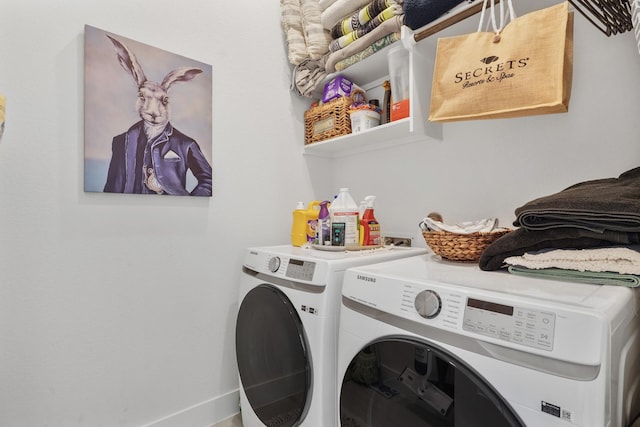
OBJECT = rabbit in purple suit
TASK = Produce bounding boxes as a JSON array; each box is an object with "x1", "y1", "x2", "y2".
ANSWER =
[{"x1": 103, "y1": 35, "x2": 212, "y2": 196}]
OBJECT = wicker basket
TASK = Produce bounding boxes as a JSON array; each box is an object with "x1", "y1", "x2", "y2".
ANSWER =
[
  {"x1": 304, "y1": 96, "x2": 352, "y2": 145},
  {"x1": 422, "y1": 229, "x2": 511, "y2": 262}
]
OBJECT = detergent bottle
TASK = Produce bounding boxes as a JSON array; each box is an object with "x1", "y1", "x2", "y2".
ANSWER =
[
  {"x1": 359, "y1": 196, "x2": 381, "y2": 246},
  {"x1": 316, "y1": 200, "x2": 332, "y2": 246},
  {"x1": 329, "y1": 188, "x2": 359, "y2": 246},
  {"x1": 358, "y1": 198, "x2": 368, "y2": 246},
  {"x1": 291, "y1": 201, "x2": 321, "y2": 246}
]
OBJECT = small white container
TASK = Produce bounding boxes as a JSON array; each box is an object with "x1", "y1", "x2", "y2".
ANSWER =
[{"x1": 349, "y1": 109, "x2": 381, "y2": 133}]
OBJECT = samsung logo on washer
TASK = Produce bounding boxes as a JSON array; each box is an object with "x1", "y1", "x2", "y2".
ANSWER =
[{"x1": 357, "y1": 274, "x2": 377, "y2": 283}]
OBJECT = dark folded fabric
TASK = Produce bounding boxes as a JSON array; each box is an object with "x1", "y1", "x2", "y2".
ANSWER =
[
  {"x1": 515, "y1": 167, "x2": 640, "y2": 233},
  {"x1": 403, "y1": 0, "x2": 466, "y2": 30},
  {"x1": 479, "y1": 227, "x2": 640, "y2": 271}
]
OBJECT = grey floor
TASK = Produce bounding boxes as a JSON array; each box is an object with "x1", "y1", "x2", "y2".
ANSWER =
[{"x1": 212, "y1": 413, "x2": 242, "y2": 427}]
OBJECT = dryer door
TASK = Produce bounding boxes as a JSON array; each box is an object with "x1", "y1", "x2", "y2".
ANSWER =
[
  {"x1": 236, "y1": 284, "x2": 310, "y2": 427},
  {"x1": 340, "y1": 338, "x2": 525, "y2": 427}
]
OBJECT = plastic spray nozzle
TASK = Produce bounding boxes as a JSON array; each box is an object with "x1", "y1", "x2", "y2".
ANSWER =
[{"x1": 364, "y1": 195, "x2": 376, "y2": 207}]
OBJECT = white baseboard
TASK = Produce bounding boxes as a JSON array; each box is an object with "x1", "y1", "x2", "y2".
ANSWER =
[{"x1": 141, "y1": 389, "x2": 240, "y2": 427}]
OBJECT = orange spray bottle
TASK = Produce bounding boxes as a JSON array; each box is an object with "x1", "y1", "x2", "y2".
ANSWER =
[{"x1": 359, "y1": 196, "x2": 381, "y2": 246}]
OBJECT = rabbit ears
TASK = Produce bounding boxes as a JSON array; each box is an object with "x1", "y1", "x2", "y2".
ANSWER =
[{"x1": 106, "y1": 35, "x2": 202, "y2": 90}]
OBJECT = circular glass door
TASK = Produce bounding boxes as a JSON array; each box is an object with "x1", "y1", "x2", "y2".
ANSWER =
[
  {"x1": 340, "y1": 338, "x2": 525, "y2": 427},
  {"x1": 236, "y1": 284, "x2": 310, "y2": 427}
]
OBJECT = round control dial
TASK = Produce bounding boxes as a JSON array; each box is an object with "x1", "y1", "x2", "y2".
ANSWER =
[
  {"x1": 414, "y1": 290, "x2": 442, "y2": 319},
  {"x1": 268, "y1": 256, "x2": 281, "y2": 273}
]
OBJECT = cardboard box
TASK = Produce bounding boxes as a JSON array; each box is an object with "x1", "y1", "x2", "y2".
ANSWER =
[{"x1": 322, "y1": 76, "x2": 363, "y2": 104}]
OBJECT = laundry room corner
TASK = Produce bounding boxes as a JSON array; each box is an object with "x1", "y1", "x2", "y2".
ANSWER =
[
  {"x1": 4, "y1": 0, "x2": 640, "y2": 426},
  {"x1": 0, "y1": 1, "x2": 311, "y2": 426}
]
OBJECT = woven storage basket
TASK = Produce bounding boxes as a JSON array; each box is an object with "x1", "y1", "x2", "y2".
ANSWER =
[
  {"x1": 422, "y1": 229, "x2": 511, "y2": 262},
  {"x1": 304, "y1": 96, "x2": 352, "y2": 145}
]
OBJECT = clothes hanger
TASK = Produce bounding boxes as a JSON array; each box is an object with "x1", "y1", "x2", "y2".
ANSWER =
[{"x1": 569, "y1": 0, "x2": 632, "y2": 36}]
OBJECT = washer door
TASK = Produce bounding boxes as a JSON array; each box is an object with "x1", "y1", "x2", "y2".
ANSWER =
[
  {"x1": 236, "y1": 284, "x2": 311, "y2": 427},
  {"x1": 340, "y1": 338, "x2": 525, "y2": 427}
]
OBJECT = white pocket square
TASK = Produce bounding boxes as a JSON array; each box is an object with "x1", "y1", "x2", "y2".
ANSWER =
[{"x1": 164, "y1": 150, "x2": 180, "y2": 159}]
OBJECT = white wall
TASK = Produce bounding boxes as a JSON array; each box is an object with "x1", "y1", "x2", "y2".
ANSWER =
[{"x1": 0, "y1": 1, "x2": 310, "y2": 426}]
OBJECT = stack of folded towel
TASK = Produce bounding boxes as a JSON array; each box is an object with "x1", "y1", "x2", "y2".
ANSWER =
[
  {"x1": 479, "y1": 166, "x2": 640, "y2": 287},
  {"x1": 284, "y1": 0, "x2": 478, "y2": 97},
  {"x1": 281, "y1": 0, "x2": 332, "y2": 66},
  {"x1": 322, "y1": 0, "x2": 405, "y2": 74},
  {"x1": 321, "y1": 0, "x2": 468, "y2": 74}
]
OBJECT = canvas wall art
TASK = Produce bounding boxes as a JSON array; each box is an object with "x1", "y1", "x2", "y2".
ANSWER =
[{"x1": 84, "y1": 25, "x2": 213, "y2": 196}]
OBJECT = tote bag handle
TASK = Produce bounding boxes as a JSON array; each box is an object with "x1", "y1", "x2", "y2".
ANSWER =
[{"x1": 477, "y1": 0, "x2": 517, "y2": 38}]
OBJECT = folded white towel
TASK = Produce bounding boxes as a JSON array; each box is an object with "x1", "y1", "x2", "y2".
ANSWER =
[
  {"x1": 504, "y1": 247, "x2": 640, "y2": 275},
  {"x1": 419, "y1": 217, "x2": 498, "y2": 234}
]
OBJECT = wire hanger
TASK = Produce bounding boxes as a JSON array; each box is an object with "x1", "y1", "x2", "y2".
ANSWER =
[{"x1": 568, "y1": 0, "x2": 633, "y2": 36}]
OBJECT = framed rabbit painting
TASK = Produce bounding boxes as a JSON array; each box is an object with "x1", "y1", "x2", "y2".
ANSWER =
[{"x1": 84, "y1": 25, "x2": 213, "y2": 197}]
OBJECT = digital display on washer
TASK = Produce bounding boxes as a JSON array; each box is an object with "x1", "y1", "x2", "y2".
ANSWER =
[
  {"x1": 463, "y1": 297, "x2": 555, "y2": 351},
  {"x1": 467, "y1": 298, "x2": 514, "y2": 316},
  {"x1": 285, "y1": 258, "x2": 316, "y2": 281}
]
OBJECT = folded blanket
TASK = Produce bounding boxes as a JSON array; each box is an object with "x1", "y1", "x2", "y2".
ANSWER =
[
  {"x1": 515, "y1": 167, "x2": 640, "y2": 233},
  {"x1": 322, "y1": 0, "x2": 373, "y2": 30},
  {"x1": 281, "y1": 0, "x2": 331, "y2": 65},
  {"x1": 507, "y1": 265, "x2": 640, "y2": 287},
  {"x1": 292, "y1": 56, "x2": 328, "y2": 97},
  {"x1": 282, "y1": 0, "x2": 308, "y2": 65},
  {"x1": 478, "y1": 227, "x2": 640, "y2": 271},
  {"x1": 335, "y1": 32, "x2": 401, "y2": 71},
  {"x1": 403, "y1": 0, "x2": 466, "y2": 30},
  {"x1": 331, "y1": 0, "x2": 398, "y2": 39},
  {"x1": 319, "y1": 0, "x2": 337, "y2": 11},
  {"x1": 301, "y1": 0, "x2": 332, "y2": 60},
  {"x1": 504, "y1": 246, "x2": 640, "y2": 275},
  {"x1": 329, "y1": 5, "x2": 401, "y2": 52},
  {"x1": 325, "y1": 14, "x2": 403, "y2": 72}
]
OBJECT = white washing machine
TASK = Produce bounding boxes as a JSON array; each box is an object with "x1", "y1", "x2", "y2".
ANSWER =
[
  {"x1": 235, "y1": 245, "x2": 427, "y2": 427},
  {"x1": 338, "y1": 255, "x2": 640, "y2": 427}
]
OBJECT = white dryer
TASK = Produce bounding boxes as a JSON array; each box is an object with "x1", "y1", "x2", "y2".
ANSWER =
[
  {"x1": 338, "y1": 255, "x2": 640, "y2": 427},
  {"x1": 235, "y1": 245, "x2": 426, "y2": 427}
]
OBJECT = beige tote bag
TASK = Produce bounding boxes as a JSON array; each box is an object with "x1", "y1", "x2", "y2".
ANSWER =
[{"x1": 428, "y1": 0, "x2": 573, "y2": 122}]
